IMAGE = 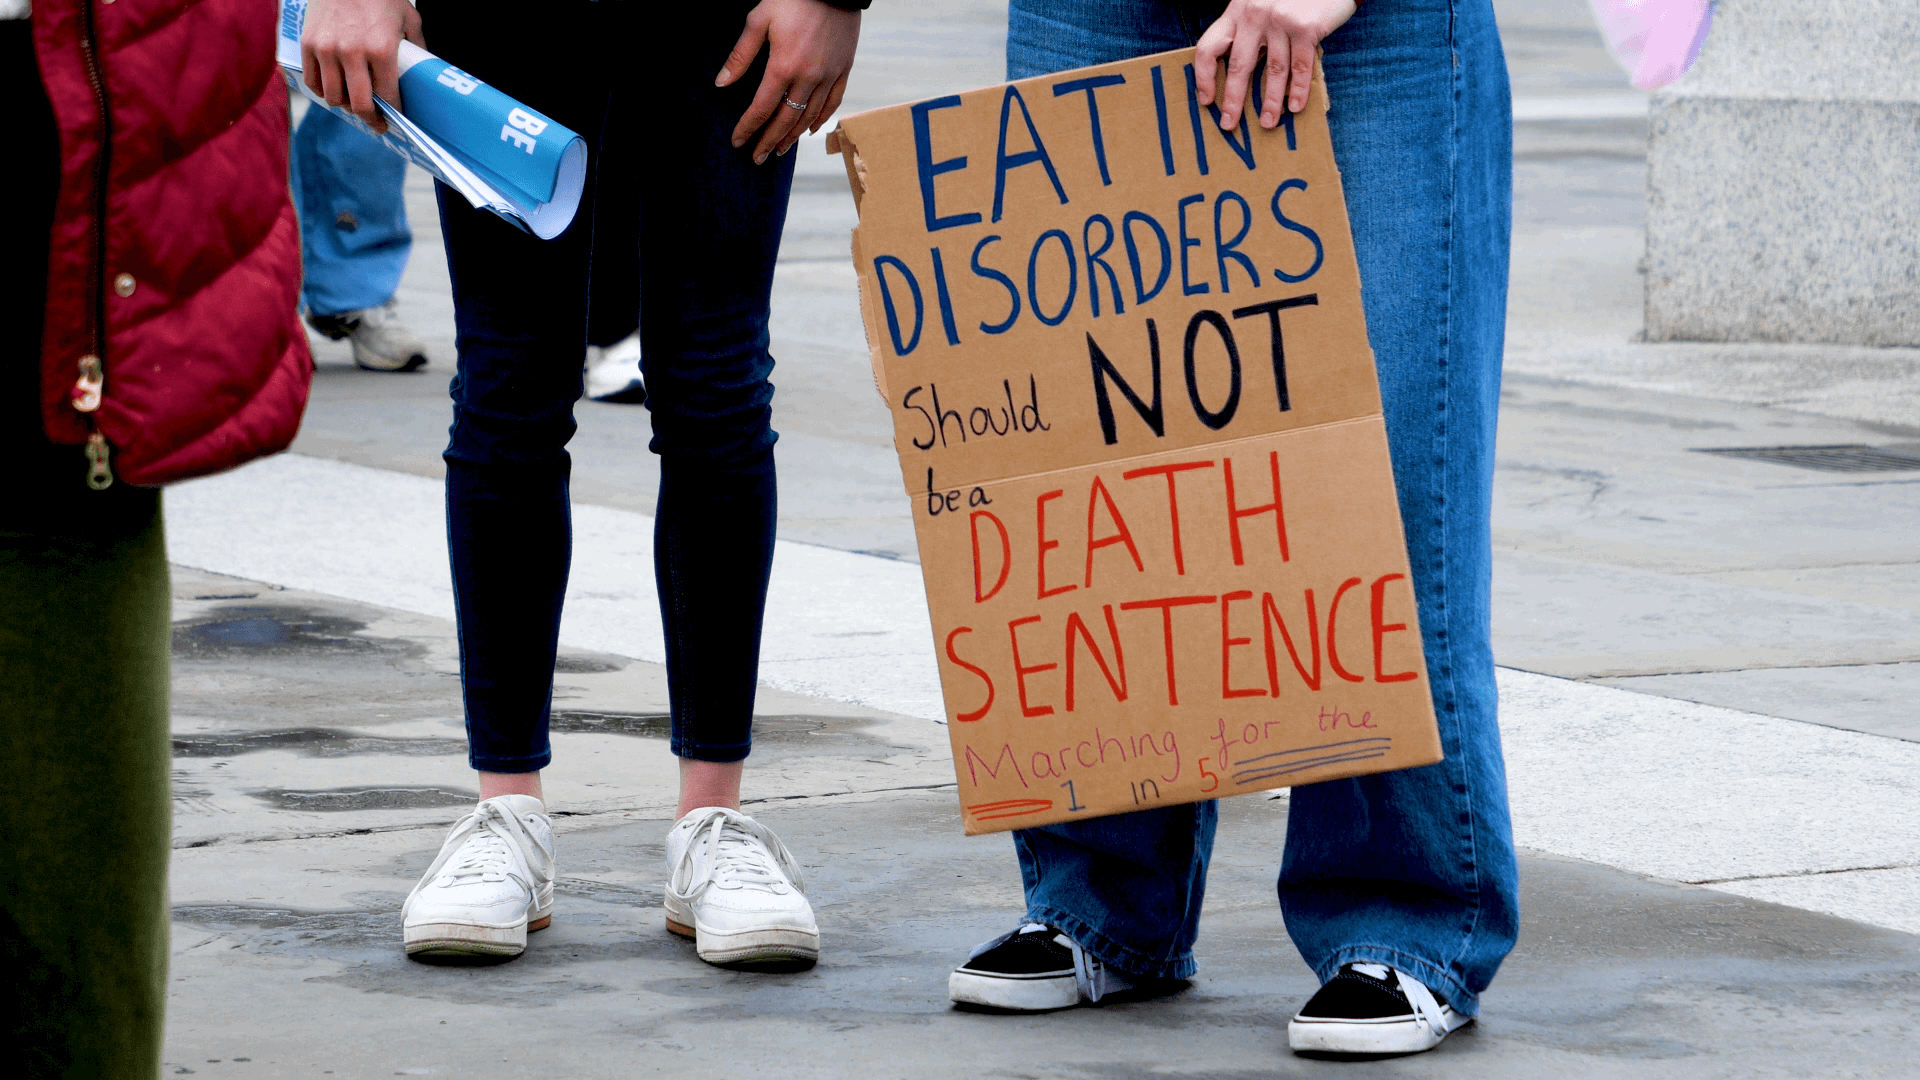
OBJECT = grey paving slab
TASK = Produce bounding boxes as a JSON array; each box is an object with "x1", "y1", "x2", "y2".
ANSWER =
[
  {"x1": 164, "y1": 788, "x2": 1920, "y2": 1079},
  {"x1": 162, "y1": 560, "x2": 1920, "y2": 1076},
  {"x1": 211, "y1": 4, "x2": 1920, "y2": 1070},
  {"x1": 167, "y1": 567, "x2": 951, "y2": 848},
  {"x1": 1596, "y1": 662, "x2": 1920, "y2": 743},
  {"x1": 1490, "y1": 375, "x2": 1920, "y2": 691}
]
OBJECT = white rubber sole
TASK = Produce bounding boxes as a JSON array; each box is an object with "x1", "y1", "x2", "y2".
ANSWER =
[
  {"x1": 664, "y1": 899, "x2": 818, "y2": 966},
  {"x1": 350, "y1": 339, "x2": 428, "y2": 372},
  {"x1": 404, "y1": 899, "x2": 552, "y2": 958},
  {"x1": 403, "y1": 911, "x2": 549, "y2": 957},
  {"x1": 1287, "y1": 1014, "x2": 1468, "y2": 1055},
  {"x1": 947, "y1": 970, "x2": 1081, "y2": 1012}
]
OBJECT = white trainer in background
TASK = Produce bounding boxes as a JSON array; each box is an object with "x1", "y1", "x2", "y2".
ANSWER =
[
  {"x1": 664, "y1": 806, "x2": 819, "y2": 967},
  {"x1": 306, "y1": 296, "x2": 430, "y2": 372},
  {"x1": 402, "y1": 794, "x2": 555, "y2": 958},
  {"x1": 583, "y1": 330, "x2": 645, "y2": 403}
]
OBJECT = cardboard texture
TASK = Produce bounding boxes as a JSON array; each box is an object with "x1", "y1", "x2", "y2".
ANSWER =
[{"x1": 829, "y1": 50, "x2": 1441, "y2": 835}]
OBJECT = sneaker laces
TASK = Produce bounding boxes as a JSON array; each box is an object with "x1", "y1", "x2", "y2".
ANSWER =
[
  {"x1": 1352, "y1": 963, "x2": 1455, "y2": 1036},
  {"x1": 673, "y1": 807, "x2": 807, "y2": 902},
  {"x1": 966, "y1": 922, "x2": 1131, "y2": 1004},
  {"x1": 404, "y1": 798, "x2": 546, "y2": 913}
]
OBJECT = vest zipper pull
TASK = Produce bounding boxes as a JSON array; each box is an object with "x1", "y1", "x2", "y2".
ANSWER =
[
  {"x1": 74, "y1": 355, "x2": 104, "y2": 413},
  {"x1": 85, "y1": 432, "x2": 113, "y2": 490}
]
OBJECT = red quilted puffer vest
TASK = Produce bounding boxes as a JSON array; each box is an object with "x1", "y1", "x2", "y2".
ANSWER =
[{"x1": 32, "y1": 0, "x2": 310, "y2": 488}]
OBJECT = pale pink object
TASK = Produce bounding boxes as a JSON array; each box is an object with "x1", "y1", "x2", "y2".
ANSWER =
[{"x1": 1587, "y1": 0, "x2": 1715, "y2": 90}]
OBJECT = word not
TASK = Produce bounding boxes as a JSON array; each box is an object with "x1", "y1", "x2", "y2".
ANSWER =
[{"x1": 1089, "y1": 296, "x2": 1316, "y2": 445}]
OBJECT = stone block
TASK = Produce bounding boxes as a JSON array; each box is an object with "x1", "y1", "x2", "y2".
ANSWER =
[{"x1": 1644, "y1": 0, "x2": 1920, "y2": 346}]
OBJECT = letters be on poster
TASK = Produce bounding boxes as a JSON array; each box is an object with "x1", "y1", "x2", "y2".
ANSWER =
[{"x1": 829, "y1": 50, "x2": 1443, "y2": 835}]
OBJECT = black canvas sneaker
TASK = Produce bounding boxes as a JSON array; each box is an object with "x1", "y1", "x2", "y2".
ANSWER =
[
  {"x1": 1288, "y1": 962, "x2": 1470, "y2": 1055},
  {"x1": 948, "y1": 922, "x2": 1136, "y2": 1011}
]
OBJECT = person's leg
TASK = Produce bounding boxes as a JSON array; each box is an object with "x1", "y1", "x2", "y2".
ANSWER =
[
  {"x1": 624, "y1": 0, "x2": 824, "y2": 968},
  {"x1": 628, "y1": 0, "x2": 787, "y2": 793},
  {"x1": 290, "y1": 104, "x2": 431, "y2": 371},
  {"x1": 1278, "y1": 0, "x2": 1518, "y2": 1017},
  {"x1": 290, "y1": 106, "x2": 412, "y2": 317},
  {"x1": 396, "y1": 0, "x2": 610, "y2": 959},
  {"x1": 0, "y1": 22, "x2": 172, "y2": 1073},
  {"x1": 0, "y1": 493, "x2": 171, "y2": 1078},
  {"x1": 959, "y1": 0, "x2": 1223, "y2": 995},
  {"x1": 581, "y1": 123, "x2": 646, "y2": 404},
  {"x1": 1011, "y1": 803, "x2": 1217, "y2": 980},
  {"x1": 418, "y1": 0, "x2": 611, "y2": 791}
]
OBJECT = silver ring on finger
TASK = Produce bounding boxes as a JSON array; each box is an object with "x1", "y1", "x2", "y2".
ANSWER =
[{"x1": 784, "y1": 97, "x2": 807, "y2": 110}]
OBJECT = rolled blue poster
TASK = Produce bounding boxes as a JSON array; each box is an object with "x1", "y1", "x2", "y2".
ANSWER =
[{"x1": 396, "y1": 42, "x2": 584, "y2": 209}]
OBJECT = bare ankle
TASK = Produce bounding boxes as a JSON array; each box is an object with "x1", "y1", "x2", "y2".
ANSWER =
[
  {"x1": 677, "y1": 758, "x2": 744, "y2": 818},
  {"x1": 479, "y1": 770, "x2": 543, "y2": 803}
]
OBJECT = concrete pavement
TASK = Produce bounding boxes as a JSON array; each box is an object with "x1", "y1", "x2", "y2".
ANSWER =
[{"x1": 157, "y1": 0, "x2": 1920, "y2": 1074}]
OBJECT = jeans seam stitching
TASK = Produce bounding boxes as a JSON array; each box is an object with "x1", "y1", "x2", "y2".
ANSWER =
[{"x1": 1435, "y1": 0, "x2": 1489, "y2": 983}]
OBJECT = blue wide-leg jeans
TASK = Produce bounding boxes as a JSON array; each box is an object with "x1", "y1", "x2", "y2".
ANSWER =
[
  {"x1": 289, "y1": 106, "x2": 412, "y2": 317},
  {"x1": 1006, "y1": 0, "x2": 1519, "y2": 1014},
  {"x1": 416, "y1": 0, "x2": 786, "y2": 772}
]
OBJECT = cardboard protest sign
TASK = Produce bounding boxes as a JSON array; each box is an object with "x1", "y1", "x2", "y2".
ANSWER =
[{"x1": 827, "y1": 50, "x2": 1441, "y2": 835}]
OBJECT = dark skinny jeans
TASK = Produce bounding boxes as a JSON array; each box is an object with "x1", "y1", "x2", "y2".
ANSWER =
[{"x1": 420, "y1": 0, "x2": 788, "y2": 770}]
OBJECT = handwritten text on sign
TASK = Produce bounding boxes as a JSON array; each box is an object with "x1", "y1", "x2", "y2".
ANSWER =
[{"x1": 832, "y1": 49, "x2": 1441, "y2": 833}]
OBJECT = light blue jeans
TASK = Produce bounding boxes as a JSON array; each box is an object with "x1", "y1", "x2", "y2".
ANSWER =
[
  {"x1": 289, "y1": 105, "x2": 411, "y2": 317},
  {"x1": 1006, "y1": 0, "x2": 1518, "y2": 1015}
]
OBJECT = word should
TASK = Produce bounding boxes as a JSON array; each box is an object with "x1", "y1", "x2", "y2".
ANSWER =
[{"x1": 902, "y1": 376, "x2": 1050, "y2": 451}]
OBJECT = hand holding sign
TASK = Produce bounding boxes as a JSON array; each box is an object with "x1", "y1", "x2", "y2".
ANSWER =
[{"x1": 1193, "y1": 0, "x2": 1358, "y2": 130}]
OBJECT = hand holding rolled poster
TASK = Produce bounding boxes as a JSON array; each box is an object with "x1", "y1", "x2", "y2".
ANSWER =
[{"x1": 277, "y1": 0, "x2": 587, "y2": 238}]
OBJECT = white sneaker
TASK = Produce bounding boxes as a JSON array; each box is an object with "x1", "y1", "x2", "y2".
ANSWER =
[
  {"x1": 664, "y1": 806, "x2": 818, "y2": 967},
  {"x1": 307, "y1": 297, "x2": 429, "y2": 372},
  {"x1": 402, "y1": 794, "x2": 555, "y2": 958},
  {"x1": 583, "y1": 331, "x2": 645, "y2": 403}
]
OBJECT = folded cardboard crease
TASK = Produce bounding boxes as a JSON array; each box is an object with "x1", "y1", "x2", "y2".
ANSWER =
[{"x1": 830, "y1": 51, "x2": 1442, "y2": 834}]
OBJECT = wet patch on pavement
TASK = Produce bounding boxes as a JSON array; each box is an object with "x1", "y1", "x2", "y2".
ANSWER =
[
  {"x1": 549, "y1": 712, "x2": 869, "y2": 744},
  {"x1": 548, "y1": 711, "x2": 673, "y2": 737},
  {"x1": 554, "y1": 654, "x2": 628, "y2": 674},
  {"x1": 172, "y1": 605, "x2": 418, "y2": 661},
  {"x1": 250, "y1": 786, "x2": 478, "y2": 813},
  {"x1": 171, "y1": 728, "x2": 466, "y2": 759},
  {"x1": 173, "y1": 903, "x2": 397, "y2": 950},
  {"x1": 554, "y1": 876, "x2": 663, "y2": 907}
]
